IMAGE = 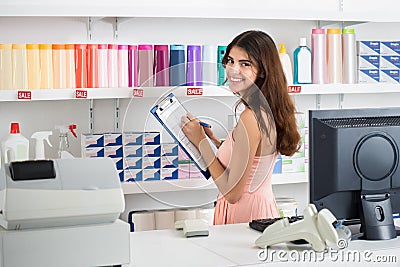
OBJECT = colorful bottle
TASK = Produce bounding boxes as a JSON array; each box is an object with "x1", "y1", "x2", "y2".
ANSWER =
[
  {"x1": 26, "y1": 44, "x2": 41, "y2": 89},
  {"x1": 118, "y1": 45, "x2": 129, "y2": 88},
  {"x1": 65, "y1": 44, "x2": 76, "y2": 88},
  {"x1": 293, "y1": 38, "x2": 312, "y2": 84},
  {"x1": 138, "y1": 44, "x2": 154, "y2": 87},
  {"x1": 39, "y1": 44, "x2": 54, "y2": 89},
  {"x1": 202, "y1": 45, "x2": 217, "y2": 86},
  {"x1": 0, "y1": 44, "x2": 13, "y2": 90},
  {"x1": 87, "y1": 44, "x2": 98, "y2": 88},
  {"x1": 97, "y1": 44, "x2": 108, "y2": 88},
  {"x1": 169, "y1": 44, "x2": 185, "y2": 86},
  {"x1": 217, "y1": 45, "x2": 227, "y2": 86},
  {"x1": 52, "y1": 44, "x2": 66, "y2": 89},
  {"x1": 154, "y1": 45, "x2": 169, "y2": 86},
  {"x1": 311, "y1": 28, "x2": 327, "y2": 84},
  {"x1": 1, "y1": 122, "x2": 29, "y2": 163},
  {"x1": 128, "y1": 45, "x2": 138, "y2": 87},
  {"x1": 327, "y1": 28, "x2": 342, "y2": 83},
  {"x1": 278, "y1": 44, "x2": 293, "y2": 85},
  {"x1": 12, "y1": 44, "x2": 28, "y2": 90},
  {"x1": 108, "y1": 44, "x2": 119, "y2": 88},
  {"x1": 186, "y1": 45, "x2": 202, "y2": 86},
  {"x1": 342, "y1": 28, "x2": 357, "y2": 84}
]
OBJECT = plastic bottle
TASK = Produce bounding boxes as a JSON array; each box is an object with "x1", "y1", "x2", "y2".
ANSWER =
[
  {"x1": 202, "y1": 45, "x2": 217, "y2": 86},
  {"x1": 278, "y1": 44, "x2": 293, "y2": 85},
  {"x1": 138, "y1": 44, "x2": 154, "y2": 87},
  {"x1": 293, "y1": 37, "x2": 312, "y2": 84},
  {"x1": 108, "y1": 44, "x2": 119, "y2": 88},
  {"x1": 186, "y1": 45, "x2": 202, "y2": 86},
  {"x1": 52, "y1": 44, "x2": 66, "y2": 89},
  {"x1": 217, "y1": 45, "x2": 227, "y2": 86},
  {"x1": 98, "y1": 44, "x2": 108, "y2": 88},
  {"x1": 311, "y1": 28, "x2": 327, "y2": 84},
  {"x1": 74, "y1": 44, "x2": 87, "y2": 88},
  {"x1": 87, "y1": 44, "x2": 98, "y2": 88},
  {"x1": 169, "y1": 44, "x2": 185, "y2": 86},
  {"x1": 118, "y1": 45, "x2": 129, "y2": 88},
  {"x1": 26, "y1": 44, "x2": 41, "y2": 89},
  {"x1": 1, "y1": 122, "x2": 29, "y2": 163},
  {"x1": 39, "y1": 44, "x2": 54, "y2": 89},
  {"x1": 342, "y1": 28, "x2": 357, "y2": 84},
  {"x1": 65, "y1": 44, "x2": 76, "y2": 88},
  {"x1": 154, "y1": 45, "x2": 169, "y2": 86},
  {"x1": 0, "y1": 44, "x2": 13, "y2": 90},
  {"x1": 327, "y1": 28, "x2": 342, "y2": 83},
  {"x1": 31, "y1": 131, "x2": 52, "y2": 160},
  {"x1": 55, "y1": 124, "x2": 77, "y2": 159},
  {"x1": 128, "y1": 45, "x2": 138, "y2": 87},
  {"x1": 12, "y1": 44, "x2": 28, "y2": 90}
]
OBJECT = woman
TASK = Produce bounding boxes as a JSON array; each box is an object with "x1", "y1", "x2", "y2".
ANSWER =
[{"x1": 181, "y1": 30, "x2": 301, "y2": 224}]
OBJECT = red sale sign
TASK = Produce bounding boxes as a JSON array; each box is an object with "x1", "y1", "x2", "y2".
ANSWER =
[
  {"x1": 186, "y1": 87, "x2": 203, "y2": 96},
  {"x1": 288, "y1": 86, "x2": 301, "y2": 93},
  {"x1": 17, "y1": 91, "x2": 31, "y2": 100},
  {"x1": 133, "y1": 89, "x2": 144, "y2": 97},
  {"x1": 75, "y1": 90, "x2": 87, "y2": 99}
]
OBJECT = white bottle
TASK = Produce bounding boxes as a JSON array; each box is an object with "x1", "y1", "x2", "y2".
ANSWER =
[
  {"x1": 31, "y1": 131, "x2": 52, "y2": 160},
  {"x1": 327, "y1": 28, "x2": 342, "y2": 83},
  {"x1": 279, "y1": 44, "x2": 293, "y2": 85},
  {"x1": 1, "y1": 122, "x2": 29, "y2": 163},
  {"x1": 293, "y1": 37, "x2": 312, "y2": 84}
]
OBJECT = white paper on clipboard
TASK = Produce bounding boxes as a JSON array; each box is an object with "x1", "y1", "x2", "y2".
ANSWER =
[{"x1": 151, "y1": 93, "x2": 217, "y2": 177}]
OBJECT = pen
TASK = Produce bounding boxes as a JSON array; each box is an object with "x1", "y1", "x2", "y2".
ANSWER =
[{"x1": 199, "y1": 121, "x2": 211, "y2": 128}]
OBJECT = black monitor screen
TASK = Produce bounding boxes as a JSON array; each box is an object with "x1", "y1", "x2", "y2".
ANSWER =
[{"x1": 309, "y1": 107, "x2": 400, "y2": 240}]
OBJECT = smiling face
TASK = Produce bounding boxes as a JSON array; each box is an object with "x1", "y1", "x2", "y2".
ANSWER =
[{"x1": 225, "y1": 46, "x2": 259, "y2": 95}]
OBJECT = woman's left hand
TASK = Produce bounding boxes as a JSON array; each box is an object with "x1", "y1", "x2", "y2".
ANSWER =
[{"x1": 181, "y1": 113, "x2": 207, "y2": 148}]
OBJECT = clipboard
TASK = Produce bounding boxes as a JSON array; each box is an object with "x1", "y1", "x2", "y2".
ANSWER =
[{"x1": 150, "y1": 93, "x2": 217, "y2": 179}]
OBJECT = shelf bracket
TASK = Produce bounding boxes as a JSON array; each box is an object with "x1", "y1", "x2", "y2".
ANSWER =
[
  {"x1": 89, "y1": 99, "x2": 94, "y2": 134},
  {"x1": 339, "y1": 93, "x2": 344, "y2": 109},
  {"x1": 113, "y1": 17, "x2": 132, "y2": 40},
  {"x1": 114, "y1": 98, "x2": 120, "y2": 132},
  {"x1": 87, "y1": 17, "x2": 104, "y2": 41},
  {"x1": 316, "y1": 94, "x2": 321, "y2": 110}
]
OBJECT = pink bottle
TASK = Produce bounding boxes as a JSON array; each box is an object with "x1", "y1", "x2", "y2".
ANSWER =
[
  {"x1": 154, "y1": 45, "x2": 169, "y2": 86},
  {"x1": 98, "y1": 44, "x2": 108, "y2": 88},
  {"x1": 128, "y1": 45, "x2": 138, "y2": 87},
  {"x1": 138, "y1": 44, "x2": 154, "y2": 87},
  {"x1": 118, "y1": 45, "x2": 129, "y2": 88},
  {"x1": 311, "y1": 28, "x2": 327, "y2": 84},
  {"x1": 108, "y1": 44, "x2": 118, "y2": 88},
  {"x1": 87, "y1": 44, "x2": 98, "y2": 88}
]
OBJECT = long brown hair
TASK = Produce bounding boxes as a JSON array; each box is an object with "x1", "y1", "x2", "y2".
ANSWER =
[{"x1": 222, "y1": 30, "x2": 300, "y2": 156}]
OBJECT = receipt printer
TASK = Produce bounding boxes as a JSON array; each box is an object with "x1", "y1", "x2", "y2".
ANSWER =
[{"x1": 0, "y1": 158, "x2": 125, "y2": 230}]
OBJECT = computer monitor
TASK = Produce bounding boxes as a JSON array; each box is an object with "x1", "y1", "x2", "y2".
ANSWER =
[{"x1": 309, "y1": 107, "x2": 400, "y2": 240}]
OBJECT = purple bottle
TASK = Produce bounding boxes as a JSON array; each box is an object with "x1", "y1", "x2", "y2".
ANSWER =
[
  {"x1": 138, "y1": 44, "x2": 154, "y2": 87},
  {"x1": 154, "y1": 45, "x2": 170, "y2": 86},
  {"x1": 186, "y1": 45, "x2": 202, "y2": 86}
]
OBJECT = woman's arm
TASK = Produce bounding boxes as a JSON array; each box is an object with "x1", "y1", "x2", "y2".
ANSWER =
[{"x1": 182, "y1": 109, "x2": 260, "y2": 203}]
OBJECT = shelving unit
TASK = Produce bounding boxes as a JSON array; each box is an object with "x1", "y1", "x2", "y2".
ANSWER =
[{"x1": 2, "y1": 0, "x2": 400, "y2": 214}]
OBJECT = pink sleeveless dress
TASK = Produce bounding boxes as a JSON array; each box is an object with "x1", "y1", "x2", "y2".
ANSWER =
[{"x1": 213, "y1": 132, "x2": 279, "y2": 225}]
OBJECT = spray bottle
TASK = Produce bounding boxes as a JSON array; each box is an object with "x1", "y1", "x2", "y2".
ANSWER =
[
  {"x1": 31, "y1": 131, "x2": 52, "y2": 160},
  {"x1": 55, "y1": 124, "x2": 77, "y2": 159}
]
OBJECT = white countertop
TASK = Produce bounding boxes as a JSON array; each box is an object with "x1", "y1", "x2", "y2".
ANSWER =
[{"x1": 126, "y1": 223, "x2": 400, "y2": 267}]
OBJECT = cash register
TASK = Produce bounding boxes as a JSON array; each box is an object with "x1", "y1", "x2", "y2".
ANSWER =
[{"x1": 0, "y1": 158, "x2": 130, "y2": 267}]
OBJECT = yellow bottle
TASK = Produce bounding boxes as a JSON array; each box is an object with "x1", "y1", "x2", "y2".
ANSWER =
[
  {"x1": 26, "y1": 44, "x2": 41, "y2": 89},
  {"x1": 0, "y1": 44, "x2": 13, "y2": 90},
  {"x1": 39, "y1": 44, "x2": 53, "y2": 89}
]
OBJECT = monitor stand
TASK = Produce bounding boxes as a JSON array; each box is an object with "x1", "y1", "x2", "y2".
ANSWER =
[{"x1": 352, "y1": 193, "x2": 399, "y2": 240}]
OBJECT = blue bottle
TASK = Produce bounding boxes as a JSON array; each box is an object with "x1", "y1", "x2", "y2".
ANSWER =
[
  {"x1": 169, "y1": 44, "x2": 186, "y2": 86},
  {"x1": 217, "y1": 46, "x2": 227, "y2": 86},
  {"x1": 293, "y1": 38, "x2": 312, "y2": 84}
]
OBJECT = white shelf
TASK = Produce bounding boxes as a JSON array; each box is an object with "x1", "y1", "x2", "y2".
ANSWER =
[
  {"x1": 2, "y1": 84, "x2": 399, "y2": 102},
  {"x1": 121, "y1": 172, "x2": 308, "y2": 195}
]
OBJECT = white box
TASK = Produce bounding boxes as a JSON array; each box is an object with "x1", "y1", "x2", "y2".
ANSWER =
[
  {"x1": 358, "y1": 69, "x2": 380, "y2": 83},
  {"x1": 81, "y1": 134, "x2": 104, "y2": 148},
  {"x1": 356, "y1": 41, "x2": 380, "y2": 55},
  {"x1": 380, "y1": 69, "x2": 399, "y2": 83},
  {"x1": 380, "y1": 41, "x2": 400, "y2": 55},
  {"x1": 82, "y1": 147, "x2": 104, "y2": 158},
  {"x1": 357, "y1": 55, "x2": 379, "y2": 69},
  {"x1": 104, "y1": 133, "x2": 122, "y2": 146},
  {"x1": 380, "y1": 55, "x2": 400, "y2": 69}
]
